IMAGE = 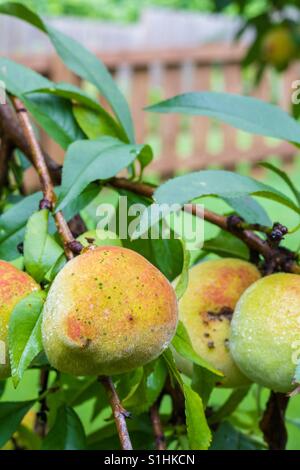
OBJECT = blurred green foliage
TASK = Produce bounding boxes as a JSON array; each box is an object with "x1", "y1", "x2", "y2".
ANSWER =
[{"x1": 0, "y1": 0, "x2": 277, "y2": 22}]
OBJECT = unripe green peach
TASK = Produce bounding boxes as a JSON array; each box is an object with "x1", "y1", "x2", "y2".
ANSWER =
[
  {"x1": 177, "y1": 258, "x2": 261, "y2": 387},
  {"x1": 261, "y1": 27, "x2": 297, "y2": 70},
  {"x1": 77, "y1": 229, "x2": 122, "y2": 248},
  {"x1": 42, "y1": 246, "x2": 178, "y2": 376},
  {"x1": 230, "y1": 273, "x2": 300, "y2": 393},
  {"x1": 0, "y1": 261, "x2": 39, "y2": 379}
]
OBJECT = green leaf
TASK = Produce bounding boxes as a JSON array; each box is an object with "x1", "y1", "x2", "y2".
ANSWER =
[
  {"x1": 0, "y1": 400, "x2": 35, "y2": 447},
  {"x1": 163, "y1": 348, "x2": 213, "y2": 449},
  {"x1": 117, "y1": 189, "x2": 184, "y2": 281},
  {"x1": 0, "y1": 185, "x2": 97, "y2": 261},
  {"x1": 163, "y1": 348, "x2": 184, "y2": 388},
  {"x1": 137, "y1": 145, "x2": 153, "y2": 176},
  {"x1": 210, "y1": 422, "x2": 265, "y2": 450},
  {"x1": 0, "y1": 191, "x2": 41, "y2": 261},
  {"x1": 56, "y1": 137, "x2": 150, "y2": 211},
  {"x1": 8, "y1": 291, "x2": 46, "y2": 387},
  {"x1": 172, "y1": 321, "x2": 222, "y2": 376},
  {"x1": 44, "y1": 253, "x2": 67, "y2": 283},
  {"x1": 224, "y1": 195, "x2": 272, "y2": 226},
  {"x1": 203, "y1": 231, "x2": 249, "y2": 259},
  {"x1": 42, "y1": 405, "x2": 86, "y2": 450},
  {"x1": 174, "y1": 240, "x2": 190, "y2": 300},
  {"x1": 135, "y1": 170, "x2": 298, "y2": 239},
  {"x1": 147, "y1": 91, "x2": 300, "y2": 145},
  {"x1": 0, "y1": 57, "x2": 51, "y2": 94},
  {"x1": 0, "y1": 58, "x2": 84, "y2": 149},
  {"x1": 155, "y1": 170, "x2": 299, "y2": 212},
  {"x1": 73, "y1": 104, "x2": 123, "y2": 140},
  {"x1": 260, "y1": 161, "x2": 300, "y2": 208},
  {"x1": 27, "y1": 81, "x2": 112, "y2": 113},
  {"x1": 191, "y1": 365, "x2": 218, "y2": 408},
  {"x1": 122, "y1": 359, "x2": 168, "y2": 414},
  {"x1": 183, "y1": 383, "x2": 211, "y2": 450},
  {"x1": 26, "y1": 92, "x2": 84, "y2": 149},
  {"x1": 24, "y1": 210, "x2": 64, "y2": 283},
  {"x1": 0, "y1": 2, "x2": 134, "y2": 142},
  {"x1": 87, "y1": 416, "x2": 153, "y2": 450}
]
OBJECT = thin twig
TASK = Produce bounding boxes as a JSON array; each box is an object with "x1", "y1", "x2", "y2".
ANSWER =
[
  {"x1": 99, "y1": 376, "x2": 133, "y2": 450},
  {"x1": 34, "y1": 369, "x2": 49, "y2": 439},
  {"x1": 150, "y1": 403, "x2": 166, "y2": 450},
  {"x1": 11, "y1": 97, "x2": 76, "y2": 260},
  {"x1": 0, "y1": 136, "x2": 11, "y2": 191},
  {"x1": 10, "y1": 98, "x2": 133, "y2": 449},
  {"x1": 110, "y1": 177, "x2": 300, "y2": 274},
  {"x1": 1, "y1": 102, "x2": 299, "y2": 273},
  {"x1": 0, "y1": 102, "x2": 62, "y2": 184},
  {"x1": 260, "y1": 391, "x2": 289, "y2": 450}
]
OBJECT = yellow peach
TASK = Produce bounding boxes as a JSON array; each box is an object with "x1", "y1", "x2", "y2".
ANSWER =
[
  {"x1": 177, "y1": 258, "x2": 261, "y2": 387},
  {"x1": 42, "y1": 246, "x2": 178, "y2": 376},
  {"x1": 230, "y1": 273, "x2": 300, "y2": 393},
  {"x1": 0, "y1": 261, "x2": 39, "y2": 379}
]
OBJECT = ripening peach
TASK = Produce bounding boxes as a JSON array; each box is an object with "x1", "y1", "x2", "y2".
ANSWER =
[
  {"x1": 42, "y1": 246, "x2": 178, "y2": 376},
  {"x1": 177, "y1": 258, "x2": 261, "y2": 387},
  {"x1": 261, "y1": 27, "x2": 297, "y2": 70},
  {"x1": 230, "y1": 273, "x2": 300, "y2": 393},
  {"x1": 0, "y1": 261, "x2": 39, "y2": 379}
]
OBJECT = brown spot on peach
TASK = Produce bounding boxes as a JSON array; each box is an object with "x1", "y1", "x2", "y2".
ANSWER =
[{"x1": 176, "y1": 258, "x2": 260, "y2": 388}]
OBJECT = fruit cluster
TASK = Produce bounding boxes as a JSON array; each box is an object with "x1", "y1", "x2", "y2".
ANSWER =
[{"x1": 0, "y1": 247, "x2": 299, "y2": 393}]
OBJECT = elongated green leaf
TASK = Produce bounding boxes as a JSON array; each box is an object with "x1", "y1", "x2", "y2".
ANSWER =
[
  {"x1": 116, "y1": 189, "x2": 184, "y2": 281},
  {"x1": 172, "y1": 321, "x2": 222, "y2": 376},
  {"x1": 155, "y1": 170, "x2": 299, "y2": 212},
  {"x1": 203, "y1": 231, "x2": 249, "y2": 259},
  {"x1": 56, "y1": 138, "x2": 149, "y2": 211},
  {"x1": 210, "y1": 422, "x2": 265, "y2": 450},
  {"x1": 8, "y1": 291, "x2": 46, "y2": 387},
  {"x1": 147, "y1": 91, "x2": 300, "y2": 145},
  {"x1": 135, "y1": 170, "x2": 298, "y2": 239},
  {"x1": 0, "y1": 58, "x2": 84, "y2": 149},
  {"x1": 0, "y1": 191, "x2": 41, "y2": 261},
  {"x1": 183, "y1": 384, "x2": 211, "y2": 450},
  {"x1": 0, "y1": 57, "x2": 51, "y2": 94},
  {"x1": 42, "y1": 406, "x2": 86, "y2": 450},
  {"x1": 0, "y1": 400, "x2": 35, "y2": 447},
  {"x1": 25, "y1": 83, "x2": 126, "y2": 141},
  {"x1": 0, "y1": 2, "x2": 134, "y2": 142},
  {"x1": 260, "y1": 162, "x2": 300, "y2": 208},
  {"x1": 174, "y1": 240, "x2": 190, "y2": 300},
  {"x1": 0, "y1": 185, "x2": 98, "y2": 261},
  {"x1": 224, "y1": 195, "x2": 272, "y2": 226},
  {"x1": 122, "y1": 359, "x2": 168, "y2": 414},
  {"x1": 191, "y1": 365, "x2": 218, "y2": 408},
  {"x1": 24, "y1": 210, "x2": 64, "y2": 283},
  {"x1": 163, "y1": 349, "x2": 212, "y2": 449},
  {"x1": 26, "y1": 92, "x2": 84, "y2": 148},
  {"x1": 73, "y1": 104, "x2": 123, "y2": 140}
]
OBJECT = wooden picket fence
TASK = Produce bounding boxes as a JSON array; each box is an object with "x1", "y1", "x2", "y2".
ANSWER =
[{"x1": 10, "y1": 43, "x2": 299, "y2": 176}]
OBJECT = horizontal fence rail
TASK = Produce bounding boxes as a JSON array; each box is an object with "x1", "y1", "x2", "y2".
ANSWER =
[{"x1": 6, "y1": 43, "x2": 300, "y2": 177}]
